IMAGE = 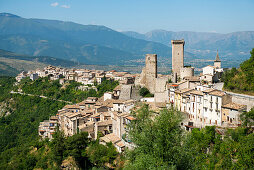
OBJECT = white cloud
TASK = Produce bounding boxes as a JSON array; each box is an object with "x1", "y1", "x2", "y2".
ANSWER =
[
  {"x1": 50, "y1": 2, "x2": 59, "y2": 7},
  {"x1": 61, "y1": 5, "x2": 70, "y2": 8}
]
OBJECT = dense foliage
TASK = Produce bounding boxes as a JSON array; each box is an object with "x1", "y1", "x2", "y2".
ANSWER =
[
  {"x1": 87, "y1": 140, "x2": 118, "y2": 167},
  {"x1": 0, "y1": 76, "x2": 15, "y2": 101},
  {"x1": 0, "y1": 95, "x2": 65, "y2": 169},
  {"x1": 222, "y1": 48, "x2": 254, "y2": 94},
  {"x1": 0, "y1": 76, "x2": 119, "y2": 169},
  {"x1": 139, "y1": 87, "x2": 154, "y2": 97},
  {"x1": 125, "y1": 105, "x2": 191, "y2": 169},
  {"x1": 124, "y1": 105, "x2": 254, "y2": 169},
  {"x1": 19, "y1": 77, "x2": 119, "y2": 103}
]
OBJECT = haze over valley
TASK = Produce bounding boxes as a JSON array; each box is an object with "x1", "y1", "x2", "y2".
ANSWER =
[{"x1": 0, "y1": 12, "x2": 253, "y2": 73}]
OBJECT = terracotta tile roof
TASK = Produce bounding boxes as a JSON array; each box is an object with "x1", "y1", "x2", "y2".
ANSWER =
[
  {"x1": 113, "y1": 100, "x2": 125, "y2": 104},
  {"x1": 96, "y1": 120, "x2": 112, "y2": 126},
  {"x1": 87, "y1": 97, "x2": 98, "y2": 100},
  {"x1": 102, "y1": 99, "x2": 115, "y2": 107},
  {"x1": 50, "y1": 116, "x2": 58, "y2": 120},
  {"x1": 175, "y1": 88, "x2": 193, "y2": 94},
  {"x1": 209, "y1": 90, "x2": 226, "y2": 97},
  {"x1": 66, "y1": 112, "x2": 81, "y2": 118},
  {"x1": 64, "y1": 105, "x2": 80, "y2": 109},
  {"x1": 91, "y1": 113, "x2": 101, "y2": 118},
  {"x1": 126, "y1": 116, "x2": 135, "y2": 121},
  {"x1": 222, "y1": 103, "x2": 247, "y2": 110},
  {"x1": 190, "y1": 90, "x2": 204, "y2": 96},
  {"x1": 114, "y1": 85, "x2": 122, "y2": 91},
  {"x1": 101, "y1": 133, "x2": 121, "y2": 144},
  {"x1": 184, "y1": 76, "x2": 200, "y2": 82},
  {"x1": 203, "y1": 88, "x2": 215, "y2": 93}
]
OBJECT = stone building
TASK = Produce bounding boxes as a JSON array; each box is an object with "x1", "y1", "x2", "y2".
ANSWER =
[
  {"x1": 180, "y1": 67, "x2": 194, "y2": 80},
  {"x1": 136, "y1": 54, "x2": 157, "y2": 93},
  {"x1": 171, "y1": 39, "x2": 185, "y2": 79},
  {"x1": 214, "y1": 50, "x2": 221, "y2": 69}
]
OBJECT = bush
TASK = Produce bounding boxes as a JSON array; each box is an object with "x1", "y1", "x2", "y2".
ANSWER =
[{"x1": 139, "y1": 87, "x2": 153, "y2": 97}]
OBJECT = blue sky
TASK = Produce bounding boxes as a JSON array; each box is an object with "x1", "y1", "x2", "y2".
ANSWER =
[{"x1": 0, "y1": 0, "x2": 253, "y2": 33}]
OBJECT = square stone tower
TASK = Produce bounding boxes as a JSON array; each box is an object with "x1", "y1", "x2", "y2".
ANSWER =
[
  {"x1": 145, "y1": 54, "x2": 157, "y2": 93},
  {"x1": 171, "y1": 40, "x2": 185, "y2": 78}
]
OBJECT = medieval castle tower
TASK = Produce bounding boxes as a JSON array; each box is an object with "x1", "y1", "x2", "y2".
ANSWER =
[
  {"x1": 171, "y1": 39, "x2": 185, "y2": 79},
  {"x1": 143, "y1": 54, "x2": 157, "y2": 93},
  {"x1": 135, "y1": 54, "x2": 157, "y2": 93}
]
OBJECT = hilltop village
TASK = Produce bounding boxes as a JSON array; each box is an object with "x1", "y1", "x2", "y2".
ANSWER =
[{"x1": 16, "y1": 39, "x2": 254, "y2": 152}]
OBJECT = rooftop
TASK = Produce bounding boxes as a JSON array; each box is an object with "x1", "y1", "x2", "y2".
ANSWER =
[
  {"x1": 209, "y1": 90, "x2": 226, "y2": 97},
  {"x1": 190, "y1": 90, "x2": 204, "y2": 96},
  {"x1": 222, "y1": 102, "x2": 247, "y2": 110}
]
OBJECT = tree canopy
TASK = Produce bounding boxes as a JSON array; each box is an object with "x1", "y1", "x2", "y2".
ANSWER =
[{"x1": 222, "y1": 48, "x2": 254, "y2": 94}]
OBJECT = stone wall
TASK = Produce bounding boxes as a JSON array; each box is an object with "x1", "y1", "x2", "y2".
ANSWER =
[
  {"x1": 154, "y1": 77, "x2": 168, "y2": 103},
  {"x1": 119, "y1": 85, "x2": 132, "y2": 100},
  {"x1": 231, "y1": 94, "x2": 254, "y2": 111},
  {"x1": 180, "y1": 67, "x2": 194, "y2": 80}
]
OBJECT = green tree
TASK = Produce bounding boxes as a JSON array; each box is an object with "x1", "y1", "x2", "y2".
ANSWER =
[
  {"x1": 87, "y1": 140, "x2": 118, "y2": 167},
  {"x1": 139, "y1": 87, "x2": 153, "y2": 97},
  {"x1": 65, "y1": 132, "x2": 90, "y2": 168},
  {"x1": 125, "y1": 105, "x2": 192, "y2": 169},
  {"x1": 240, "y1": 108, "x2": 254, "y2": 128},
  {"x1": 51, "y1": 129, "x2": 66, "y2": 167}
]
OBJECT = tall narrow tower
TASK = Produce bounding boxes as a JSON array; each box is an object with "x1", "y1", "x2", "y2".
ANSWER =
[
  {"x1": 171, "y1": 40, "x2": 185, "y2": 78},
  {"x1": 145, "y1": 54, "x2": 157, "y2": 93},
  {"x1": 214, "y1": 50, "x2": 221, "y2": 69}
]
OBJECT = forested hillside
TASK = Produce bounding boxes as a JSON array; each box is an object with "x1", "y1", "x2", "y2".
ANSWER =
[
  {"x1": 222, "y1": 48, "x2": 254, "y2": 95},
  {"x1": 0, "y1": 76, "x2": 253, "y2": 169},
  {"x1": 124, "y1": 105, "x2": 254, "y2": 169},
  {"x1": 0, "y1": 76, "x2": 120, "y2": 169}
]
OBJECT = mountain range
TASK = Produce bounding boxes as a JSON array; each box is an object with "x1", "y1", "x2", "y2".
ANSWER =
[
  {"x1": 0, "y1": 12, "x2": 253, "y2": 68},
  {"x1": 0, "y1": 13, "x2": 177, "y2": 65},
  {"x1": 123, "y1": 30, "x2": 254, "y2": 62}
]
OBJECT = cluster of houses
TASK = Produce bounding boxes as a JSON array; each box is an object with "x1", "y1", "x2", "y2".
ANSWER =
[
  {"x1": 16, "y1": 65, "x2": 135, "y2": 86},
  {"x1": 169, "y1": 84, "x2": 246, "y2": 129},
  {"x1": 36, "y1": 40, "x2": 253, "y2": 153},
  {"x1": 39, "y1": 86, "x2": 136, "y2": 152},
  {"x1": 38, "y1": 76, "x2": 248, "y2": 152}
]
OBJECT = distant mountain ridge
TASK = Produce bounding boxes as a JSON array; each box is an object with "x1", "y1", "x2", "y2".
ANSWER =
[
  {"x1": 123, "y1": 30, "x2": 254, "y2": 61},
  {"x1": 0, "y1": 13, "x2": 252, "y2": 68},
  {"x1": 0, "y1": 13, "x2": 179, "y2": 65},
  {"x1": 0, "y1": 49, "x2": 78, "y2": 76}
]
